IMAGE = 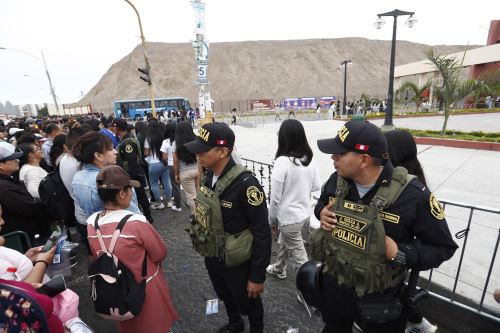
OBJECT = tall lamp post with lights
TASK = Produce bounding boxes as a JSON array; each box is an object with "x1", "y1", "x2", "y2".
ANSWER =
[
  {"x1": 374, "y1": 9, "x2": 417, "y2": 131},
  {"x1": 0, "y1": 47, "x2": 60, "y2": 114}
]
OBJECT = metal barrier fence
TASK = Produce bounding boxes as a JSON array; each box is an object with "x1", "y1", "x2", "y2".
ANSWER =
[
  {"x1": 241, "y1": 157, "x2": 500, "y2": 324},
  {"x1": 424, "y1": 199, "x2": 500, "y2": 323}
]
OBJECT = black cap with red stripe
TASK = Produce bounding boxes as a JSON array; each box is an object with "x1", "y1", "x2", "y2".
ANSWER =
[
  {"x1": 185, "y1": 122, "x2": 235, "y2": 154},
  {"x1": 317, "y1": 121, "x2": 388, "y2": 158}
]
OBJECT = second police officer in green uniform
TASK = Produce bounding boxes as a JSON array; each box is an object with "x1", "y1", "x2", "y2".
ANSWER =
[
  {"x1": 185, "y1": 123, "x2": 272, "y2": 333},
  {"x1": 113, "y1": 118, "x2": 154, "y2": 224},
  {"x1": 311, "y1": 121, "x2": 458, "y2": 333}
]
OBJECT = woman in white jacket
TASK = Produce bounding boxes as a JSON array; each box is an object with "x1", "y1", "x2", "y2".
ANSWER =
[{"x1": 266, "y1": 119, "x2": 320, "y2": 279}]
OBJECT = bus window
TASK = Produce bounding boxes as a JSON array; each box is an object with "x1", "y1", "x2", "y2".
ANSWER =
[{"x1": 120, "y1": 103, "x2": 129, "y2": 117}]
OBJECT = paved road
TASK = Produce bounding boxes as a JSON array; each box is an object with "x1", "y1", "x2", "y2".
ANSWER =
[
  {"x1": 216, "y1": 111, "x2": 500, "y2": 133},
  {"x1": 68, "y1": 202, "x2": 325, "y2": 333},
  {"x1": 66, "y1": 197, "x2": 459, "y2": 332}
]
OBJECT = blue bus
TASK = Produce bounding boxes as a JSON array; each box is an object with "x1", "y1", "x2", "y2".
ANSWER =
[{"x1": 114, "y1": 97, "x2": 191, "y2": 119}]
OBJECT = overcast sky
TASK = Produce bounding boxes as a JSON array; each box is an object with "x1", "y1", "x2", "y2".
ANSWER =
[{"x1": 0, "y1": 0, "x2": 497, "y2": 106}]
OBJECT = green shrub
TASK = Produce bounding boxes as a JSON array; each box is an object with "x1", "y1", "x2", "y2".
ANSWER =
[{"x1": 398, "y1": 128, "x2": 500, "y2": 143}]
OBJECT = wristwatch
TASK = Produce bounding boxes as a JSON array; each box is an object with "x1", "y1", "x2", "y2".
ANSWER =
[{"x1": 391, "y1": 250, "x2": 407, "y2": 265}]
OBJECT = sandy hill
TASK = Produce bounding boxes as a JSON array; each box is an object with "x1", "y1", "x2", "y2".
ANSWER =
[{"x1": 80, "y1": 38, "x2": 476, "y2": 111}]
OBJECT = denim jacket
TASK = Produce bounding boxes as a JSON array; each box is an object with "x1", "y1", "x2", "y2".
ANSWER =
[{"x1": 71, "y1": 164, "x2": 140, "y2": 224}]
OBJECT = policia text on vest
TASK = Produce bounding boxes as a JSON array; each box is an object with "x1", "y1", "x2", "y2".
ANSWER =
[{"x1": 312, "y1": 164, "x2": 458, "y2": 332}]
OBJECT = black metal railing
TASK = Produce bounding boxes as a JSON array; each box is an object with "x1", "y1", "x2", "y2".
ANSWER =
[
  {"x1": 240, "y1": 157, "x2": 273, "y2": 203},
  {"x1": 242, "y1": 157, "x2": 500, "y2": 323}
]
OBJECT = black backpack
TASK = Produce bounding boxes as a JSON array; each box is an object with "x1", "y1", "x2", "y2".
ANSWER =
[
  {"x1": 88, "y1": 213, "x2": 147, "y2": 321},
  {"x1": 38, "y1": 164, "x2": 76, "y2": 227}
]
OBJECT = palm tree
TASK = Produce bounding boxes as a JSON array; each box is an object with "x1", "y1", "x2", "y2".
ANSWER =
[
  {"x1": 396, "y1": 81, "x2": 431, "y2": 112},
  {"x1": 471, "y1": 69, "x2": 500, "y2": 108},
  {"x1": 426, "y1": 49, "x2": 490, "y2": 135}
]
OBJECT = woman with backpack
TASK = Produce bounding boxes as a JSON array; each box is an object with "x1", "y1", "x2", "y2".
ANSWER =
[
  {"x1": 49, "y1": 133, "x2": 68, "y2": 167},
  {"x1": 87, "y1": 165, "x2": 179, "y2": 333}
]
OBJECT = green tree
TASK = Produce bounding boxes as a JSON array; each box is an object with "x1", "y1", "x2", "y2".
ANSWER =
[
  {"x1": 426, "y1": 49, "x2": 490, "y2": 134},
  {"x1": 395, "y1": 80, "x2": 431, "y2": 112}
]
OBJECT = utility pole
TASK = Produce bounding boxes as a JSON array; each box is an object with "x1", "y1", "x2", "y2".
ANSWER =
[
  {"x1": 124, "y1": 0, "x2": 156, "y2": 118},
  {"x1": 191, "y1": 0, "x2": 211, "y2": 125},
  {"x1": 0, "y1": 47, "x2": 60, "y2": 115},
  {"x1": 341, "y1": 60, "x2": 352, "y2": 117},
  {"x1": 41, "y1": 51, "x2": 60, "y2": 114}
]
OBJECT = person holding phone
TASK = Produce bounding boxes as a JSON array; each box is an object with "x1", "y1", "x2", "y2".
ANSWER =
[{"x1": 0, "y1": 203, "x2": 56, "y2": 284}]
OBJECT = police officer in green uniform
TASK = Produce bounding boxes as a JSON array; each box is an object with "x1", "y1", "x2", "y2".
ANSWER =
[
  {"x1": 185, "y1": 123, "x2": 271, "y2": 333},
  {"x1": 311, "y1": 121, "x2": 458, "y2": 333},
  {"x1": 113, "y1": 118, "x2": 154, "y2": 224}
]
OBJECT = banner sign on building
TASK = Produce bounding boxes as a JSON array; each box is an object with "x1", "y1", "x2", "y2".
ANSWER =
[
  {"x1": 320, "y1": 96, "x2": 337, "y2": 109},
  {"x1": 282, "y1": 97, "x2": 317, "y2": 110},
  {"x1": 250, "y1": 99, "x2": 273, "y2": 110},
  {"x1": 283, "y1": 98, "x2": 299, "y2": 110},
  {"x1": 191, "y1": 1, "x2": 206, "y2": 35},
  {"x1": 301, "y1": 97, "x2": 317, "y2": 110}
]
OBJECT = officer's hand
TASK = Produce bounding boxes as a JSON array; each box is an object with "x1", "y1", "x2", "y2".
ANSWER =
[
  {"x1": 247, "y1": 281, "x2": 264, "y2": 299},
  {"x1": 385, "y1": 236, "x2": 398, "y2": 260},
  {"x1": 320, "y1": 202, "x2": 337, "y2": 231}
]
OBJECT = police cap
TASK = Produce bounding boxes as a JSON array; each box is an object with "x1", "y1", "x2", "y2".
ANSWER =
[
  {"x1": 185, "y1": 122, "x2": 235, "y2": 154},
  {"x1": 317, "y1": 121, "x2": 388, "y2": 158}
]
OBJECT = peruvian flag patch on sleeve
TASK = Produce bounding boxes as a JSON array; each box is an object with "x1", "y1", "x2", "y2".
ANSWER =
[{"x1": 355, "y1": 144, "x2": 369, "y2": 151}]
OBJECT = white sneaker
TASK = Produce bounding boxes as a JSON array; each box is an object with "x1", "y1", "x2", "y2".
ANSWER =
[
  {"x1": 171, "y1": 206, "x2": 182, "y2": 212},
  {"x1": 156, "y1": 203, "x2": 165, "y2": 210},
  {"x1": 150, "y1": 202, "x2": 159, "y2": 210},
  {"x1": 167, "y1": 201, "x2": 173, "y2": 208},
  {"x1": 266, "y1": 264, "x2": 286, "y2": 279},
  {"x1": 405, "y1": 318, "x2": 437, "y2": 333}
]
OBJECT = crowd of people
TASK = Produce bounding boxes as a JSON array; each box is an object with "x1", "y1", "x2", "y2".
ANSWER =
[{"x1": 0, "y1": 112, "x2": 479, "y2": 333}]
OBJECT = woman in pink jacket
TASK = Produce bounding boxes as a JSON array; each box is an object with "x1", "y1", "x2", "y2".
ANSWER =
[{"x1": 87, "y1": 165, "x2": 179, "y2": 333}]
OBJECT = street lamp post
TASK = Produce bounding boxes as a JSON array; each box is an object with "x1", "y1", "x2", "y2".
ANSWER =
[
  {"x1": 374, "y1": 9, "x2": 417, "y2": 131},
  {"x1": 340, "y1": 60, "x2": 352, "y2": 117},
  {"x1": 0, "y1": 47, "x2": 60, "y2": 114},
  {"x1": 124, "y1": 0, "x2": 156, "y2": 119}
]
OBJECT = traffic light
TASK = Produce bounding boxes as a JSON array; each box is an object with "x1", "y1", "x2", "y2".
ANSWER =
[{"x1": 138, "y1": 67, "x2": 151, "y2": 85}]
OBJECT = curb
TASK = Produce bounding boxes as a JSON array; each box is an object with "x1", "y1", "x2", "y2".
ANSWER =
[
  {"x1": 414, "y1": 136, "x2": 500, "y2": 151},
  {"x1": 365, "y1": 110, "x2": 500, "y2": 120}
]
